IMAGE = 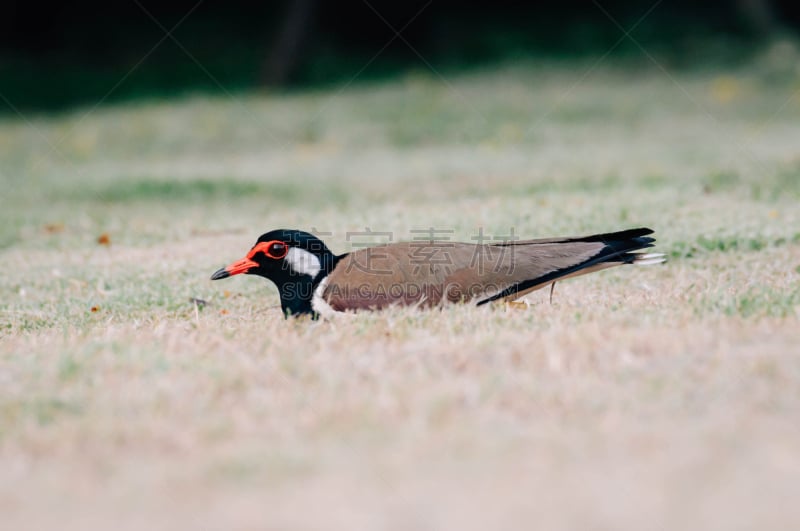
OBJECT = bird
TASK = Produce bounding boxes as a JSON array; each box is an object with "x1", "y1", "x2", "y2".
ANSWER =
[{"x1": 210, "y1": 227, "x2": 665, "y2": 319}]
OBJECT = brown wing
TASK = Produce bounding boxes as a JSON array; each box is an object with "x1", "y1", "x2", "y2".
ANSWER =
[
  {"x1": 474, "y1": 227, "x2": 658, "y2": 304},
  {"x1": 321, "y1": 228, "x2": 657, "y2": 311},
  {"x1": 441, "y1": 241, "x2": 606, "y2": 304},
  {"x1": 321, "y1": 242, "x2": 478, "y2": 311}
]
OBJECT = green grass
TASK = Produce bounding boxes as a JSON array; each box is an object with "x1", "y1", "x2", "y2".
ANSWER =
[
  {"x1": 2, "y1": 55, "x2": 800, "y2": 530},
  {"x1": 90, "y1": 178, "x2": 265, "y2": 202}
]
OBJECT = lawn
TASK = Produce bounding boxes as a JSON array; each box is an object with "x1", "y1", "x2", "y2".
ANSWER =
[{"x1": 1, "y1": 54, "x2": 800, "y2": 530}]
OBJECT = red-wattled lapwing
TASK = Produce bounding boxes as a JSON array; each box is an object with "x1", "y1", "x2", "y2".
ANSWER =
[{"x1": 210, "y1": 228, "x2": 665, "y2": 318}]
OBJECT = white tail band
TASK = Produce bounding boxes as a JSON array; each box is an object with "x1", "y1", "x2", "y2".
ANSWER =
[{"x1": 633, "y1": 252, "x2": 666, "y2": 265}]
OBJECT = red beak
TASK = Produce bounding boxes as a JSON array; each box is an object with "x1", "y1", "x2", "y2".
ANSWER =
[{"x1": 210, "y1": 257, "x2": 258, "y2": 280}]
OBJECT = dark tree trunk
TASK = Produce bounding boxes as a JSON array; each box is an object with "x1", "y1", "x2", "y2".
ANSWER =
[
  {"x1": 736, "y1": 0, "x2": 781, "y2": 37},
  {"x1": 260, "y1": 0, "x2": 319, "y2": 86}
]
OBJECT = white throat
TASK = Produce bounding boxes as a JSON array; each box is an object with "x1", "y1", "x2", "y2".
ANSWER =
[{"x1": 285, "y1": 247, "x2": 322, "y2": 278}]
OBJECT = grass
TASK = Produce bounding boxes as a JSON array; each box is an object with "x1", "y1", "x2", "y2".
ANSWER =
[{"x1": 2, "y1": 54, "x2": 800, "y2": 530}]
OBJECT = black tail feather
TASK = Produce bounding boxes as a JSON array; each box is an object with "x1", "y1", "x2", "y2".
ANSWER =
[{"x1": 477, "y1": 227, "x2": 658, "y2": 305}]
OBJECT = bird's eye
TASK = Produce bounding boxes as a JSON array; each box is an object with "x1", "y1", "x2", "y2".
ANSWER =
[
  {"x1": 266, "y1": 241, "x2": 288, "y2": 259},
  {"x1": 248, "y1": 240, "x2": 289, "y2": 261}
]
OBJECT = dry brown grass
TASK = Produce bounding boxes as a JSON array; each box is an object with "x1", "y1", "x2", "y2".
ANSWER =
[{"x1": 2, "y1": 55, "x2": 800, "y2": 529}]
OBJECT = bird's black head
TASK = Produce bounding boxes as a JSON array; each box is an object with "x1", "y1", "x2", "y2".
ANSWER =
[{"x1": 211, "y1": 229, "x2": 338, "y2": 318}]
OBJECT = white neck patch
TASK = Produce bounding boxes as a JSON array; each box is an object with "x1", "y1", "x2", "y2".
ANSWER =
[{"x1": 285, "y1": 247, "x2": 322, "y2": 278}]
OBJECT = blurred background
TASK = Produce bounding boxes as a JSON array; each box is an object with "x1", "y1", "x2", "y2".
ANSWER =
[
  {"x1": 2, "y1": 0, "x2": 800, "y2": 111},
  {"x1": 3, "y1": 4, "x2": 800, "y2": 529}
]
